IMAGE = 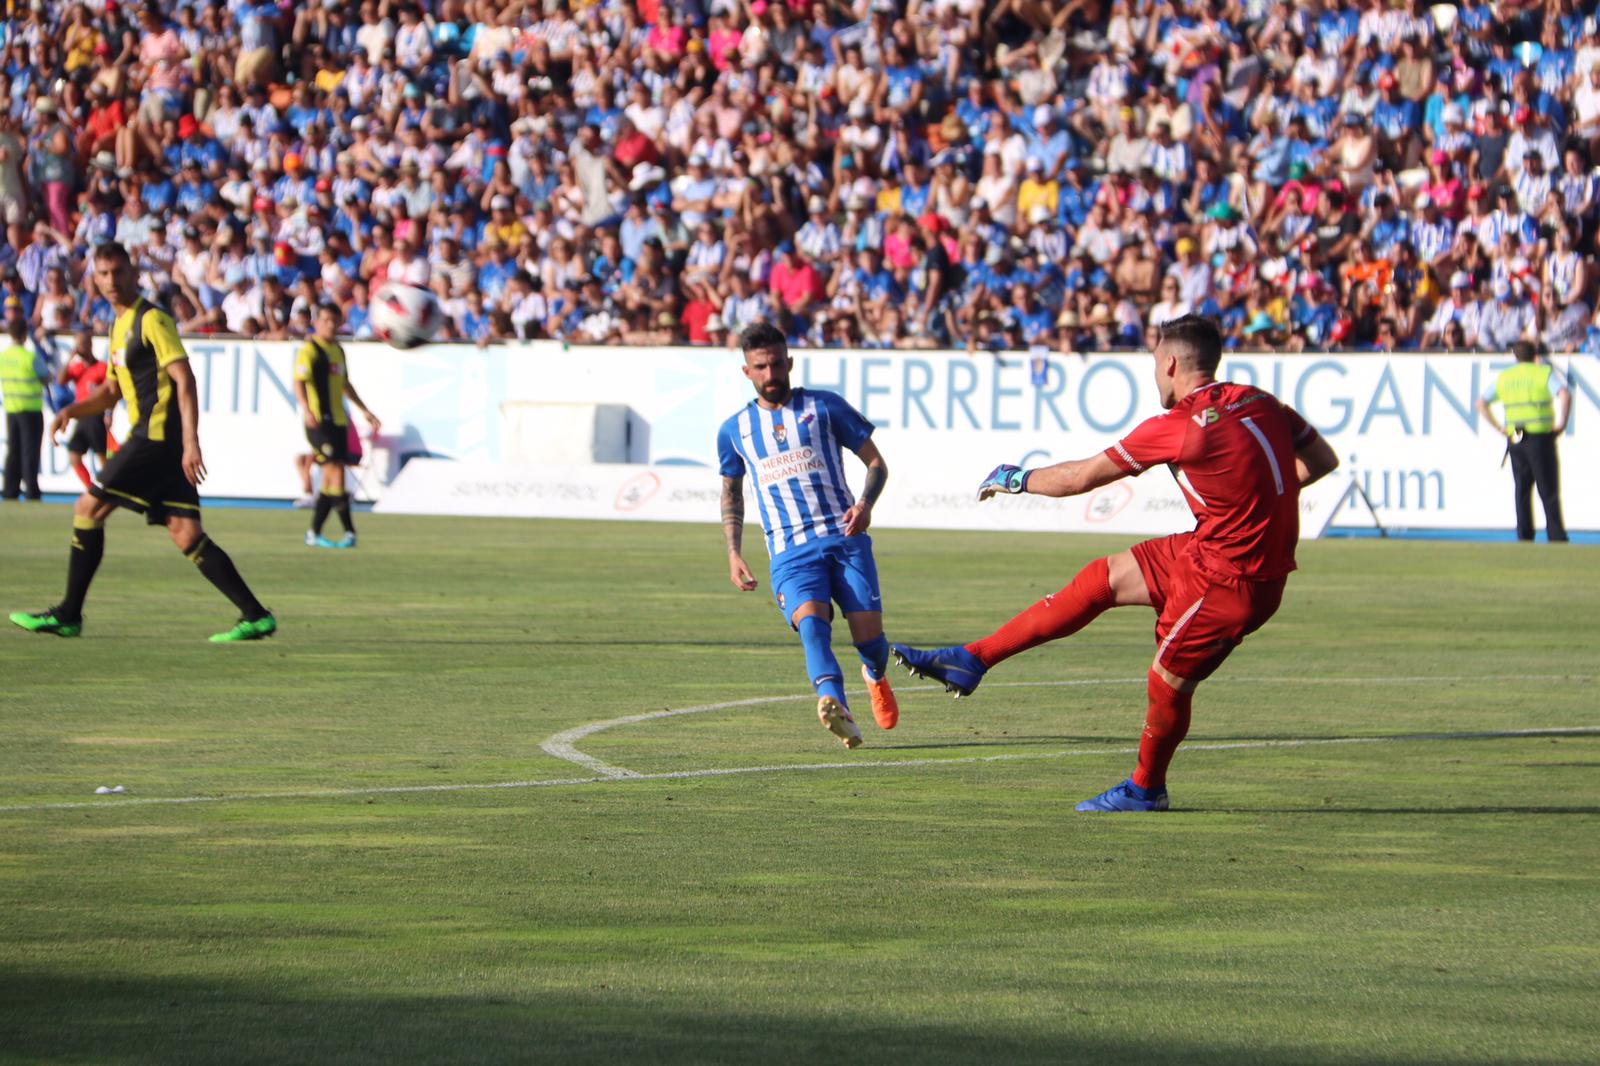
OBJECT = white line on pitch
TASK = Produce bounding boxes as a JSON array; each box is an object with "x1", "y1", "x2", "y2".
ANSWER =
[
  {"x1": 540, "y1": 674, "x2": 1596, "y2": 779},
  {"x1": 1, "y1": 726, "x2": 1595, "y2": 816}
]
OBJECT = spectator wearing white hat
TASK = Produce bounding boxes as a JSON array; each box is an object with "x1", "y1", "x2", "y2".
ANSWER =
[
  {"x1": 220, "y1": 266, "x2": 263, "y2": 335},
  {"x1": 795, "y1": 197, "x2": 841, "y2": 268},
  {"x1": 1026, "y1": 104, "x2": 1072, "y2": 179},
  {"x1": 1423, "y1": 272, "x2": 1480, "y2": 347}
]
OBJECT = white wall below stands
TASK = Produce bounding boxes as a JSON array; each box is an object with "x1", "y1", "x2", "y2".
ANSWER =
[{"x1": 7, "y1": 339, "x2": 1597, "y2": 533}]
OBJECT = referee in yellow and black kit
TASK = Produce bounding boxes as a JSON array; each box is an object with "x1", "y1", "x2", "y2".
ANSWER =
[
  {"x1": 1477, "y1": 340, "x2": 1570, "y2": 543},
  {"x1": 8, "y1": 242, "x2": 276, "y2": 641}
]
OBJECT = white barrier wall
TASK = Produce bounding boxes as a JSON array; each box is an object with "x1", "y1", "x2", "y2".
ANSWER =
[
  {"x1": 6, "y1": 339, "x2": 1596, "y2": 533},
  {"x1": 374, "y1": 458, "x2": 1351, "y2": 540}
]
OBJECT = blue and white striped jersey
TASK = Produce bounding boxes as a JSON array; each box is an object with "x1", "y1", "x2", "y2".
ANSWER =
[{"x1": 717, "y1": 388, "x2": 873, "y2": 559}]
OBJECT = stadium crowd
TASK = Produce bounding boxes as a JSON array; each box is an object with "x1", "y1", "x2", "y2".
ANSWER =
[{"x1": 0, "y1": 0, "x2": 1598, "y2": 354}]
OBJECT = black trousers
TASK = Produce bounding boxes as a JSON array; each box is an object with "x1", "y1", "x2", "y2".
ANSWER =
[
  {"x1": 3, "y1": 409, "x2": 44, "y2": 500},
  {"x1": 1508, "y1": 431, "x2": 1567, "y2": 542}
]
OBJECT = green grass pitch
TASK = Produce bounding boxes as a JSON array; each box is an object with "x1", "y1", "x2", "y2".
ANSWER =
[{"x1": 1, "y1": 506, "x2": 1596, "y2": 1065}]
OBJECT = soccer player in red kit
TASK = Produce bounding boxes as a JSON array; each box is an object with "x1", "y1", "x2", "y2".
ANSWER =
[{"x1": 893, "y1": 316, "x2": 1341, "y2": 811}]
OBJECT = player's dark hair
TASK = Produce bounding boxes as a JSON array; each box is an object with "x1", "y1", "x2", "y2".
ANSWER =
[
  {"x1": 93, "y1": 241, "x2": 132, "y2": 265},
  {"x1": 1156, "y1": 314, "x2": 1223, "y2": 376},
  {"x1": 1511, "y1": 340, "x2": 1539, "y2": 362},
  {"x1": 739, "y1": 321, "x2": 787, "y2": 358}
]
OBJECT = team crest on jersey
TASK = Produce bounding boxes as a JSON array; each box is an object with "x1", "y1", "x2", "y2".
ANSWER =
[
  {"x1": 1192, "y1": 407, "x2": 1219, "y2": 427},
  {"x1": 773, "y1": 423, "x2": 788, "y2": 444}
]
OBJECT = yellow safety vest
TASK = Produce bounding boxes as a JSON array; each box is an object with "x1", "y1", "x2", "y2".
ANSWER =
[
  {"x1": 1492, "y1": 363, "x2": 1556, "y2": 435},
  {"x1": 0, "y1": 343, "x2": 43, "y2": 414}
]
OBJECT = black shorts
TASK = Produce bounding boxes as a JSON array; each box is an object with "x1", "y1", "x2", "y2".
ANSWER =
[
  {"x1": 306, "y1": 421, "x2": 354, "y2": 466},
  {"x1": 66, "y1": 415, "x2": 109, "y2": 457},
  {"x1": 89, "y1": 434, "x2": 201, "y2": 526}
]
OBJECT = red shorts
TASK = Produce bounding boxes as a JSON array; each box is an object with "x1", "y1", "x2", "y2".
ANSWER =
[{"x1": 1130, "y1": 533, "x2": 1285, "y2": 683}]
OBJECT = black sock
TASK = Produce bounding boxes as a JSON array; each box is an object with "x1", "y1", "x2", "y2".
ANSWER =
[
  {"x1": 59, "y1": 523, "x2": 105, "y2": 621},
  {"x1": 335, "y1": 492, "x2": 354, "y2": 534},
  {"x1": 311, "y1": 492, "x2": 334, "y2": 536},
  {"x1": 186, "y1": 535, "x2": 268, "y2": 620}
]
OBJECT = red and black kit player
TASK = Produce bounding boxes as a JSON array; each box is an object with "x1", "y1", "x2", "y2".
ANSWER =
[{"x1": 893, "y1": 315, "x2": 1340, "y2": 811}]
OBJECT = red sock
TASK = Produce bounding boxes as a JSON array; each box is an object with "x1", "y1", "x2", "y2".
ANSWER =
[
  {"x1": 71, "y1": 459, "x2": 93, "y2": 492},
  {"x1": 1131, "y1": 671, "x2": 1192, "y2": 790},
  {"x1": 964, "y1": 557, "x2": 1115, "y2": 667}
]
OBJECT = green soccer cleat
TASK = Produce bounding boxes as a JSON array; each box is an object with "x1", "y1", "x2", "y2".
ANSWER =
[
  {"x1": 9, "y1": 608, "x2": 82, "y2": 638},
  {"x1": 209, "y1": 614, "x2": 277, "y2": 643}
]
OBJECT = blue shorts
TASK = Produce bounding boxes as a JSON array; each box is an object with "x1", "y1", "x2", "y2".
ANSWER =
[{"x1": 769, "y1": 534, "x2": 883, "y2": 628}]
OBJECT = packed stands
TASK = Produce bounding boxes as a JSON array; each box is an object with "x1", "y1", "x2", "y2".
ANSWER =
[{"x1": 0, "y1": 0, "x2": 1595, "y2": 352}]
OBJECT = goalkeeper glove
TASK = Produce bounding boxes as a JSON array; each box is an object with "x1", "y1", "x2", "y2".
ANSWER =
[{"x1": 977, "y1": 464, "x2": 1030, "y2": 501}]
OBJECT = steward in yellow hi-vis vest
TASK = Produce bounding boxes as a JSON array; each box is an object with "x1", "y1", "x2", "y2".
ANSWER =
[
  {"x1": 1477, "y1": 341, "x2": 1570, "y2": 543},
  {"x1": 1, "y1": 314, "x2": 48, "y2": 500},
  {"x1": 6, "y1": 242, "x2": 277, "y2": 643}
]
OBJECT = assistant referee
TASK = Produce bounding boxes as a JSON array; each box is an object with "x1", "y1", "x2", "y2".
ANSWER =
[
  {"x1": 1477, "y1": 340, "x2": 1570, "y2": 543},
  {"x1": 9, "y1": 242, "x2": 277, "y2": 641}
]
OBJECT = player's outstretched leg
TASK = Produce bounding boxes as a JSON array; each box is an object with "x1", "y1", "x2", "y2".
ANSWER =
[
  {"x1": 853, "y1": 632, "x2": 898, "y2": 730},
  {"x1": 893, "y1": 557, "x2": 1119, "y2": 698},
  {"x1": 9, "y1": 512, "x2": 105, "y2": 638},
  {"x1": 1076, "y1": 670, "x2": 1190, "y2": 812},
  {"x1": 797, "y1": 614, "x2": 861, "y2": 748},
  {"x1": 180, "y1": 531, "x2": 277, "y2": 642}
]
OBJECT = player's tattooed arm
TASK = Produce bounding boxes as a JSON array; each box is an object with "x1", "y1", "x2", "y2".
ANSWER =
[
  {"x1": 722, "y1": 477, "x2": 759, "y2": 591},
  {"x1": 860, "y1": 462, "x2": 887, "y2": 509},
  {"x1": 845, "y1": 440, "x2": 888, "y2": 535},
  {"x1": 721, "y1": 476, "x2": 745, "y2": 554}
]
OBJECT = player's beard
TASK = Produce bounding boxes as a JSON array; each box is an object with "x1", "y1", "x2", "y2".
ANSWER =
[{"x1": 761, "y1": 381, "x2": 791, "y2": 404}]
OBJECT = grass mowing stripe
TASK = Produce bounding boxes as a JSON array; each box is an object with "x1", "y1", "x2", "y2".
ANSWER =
[{"x1": 4, "y1": 725, "x2": 1595, "y2": 816}]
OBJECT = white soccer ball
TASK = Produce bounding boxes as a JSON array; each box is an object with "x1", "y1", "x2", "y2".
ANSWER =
[{"x1": 369, "y1": 282, "x2": 443, "y2": 350}]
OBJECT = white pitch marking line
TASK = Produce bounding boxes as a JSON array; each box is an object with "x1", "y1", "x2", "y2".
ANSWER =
[
  {"x1": 1, "y1": 726, "x2": 1596, "y2": 816},
  {"x1": 541, "y1": 674, "x2": 1596, "y2": 780},
  {"x1": 0, "y1": 675, "x2": 1592, "y2": 816}
]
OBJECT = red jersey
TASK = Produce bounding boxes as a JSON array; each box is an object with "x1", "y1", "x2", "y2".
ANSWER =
[
  {"x1": 65, "y1": 357, "x2": 108, "y2": 404},
  {"x1": 1104, "y1": 381, "x2": 1320, "y2": 581}
]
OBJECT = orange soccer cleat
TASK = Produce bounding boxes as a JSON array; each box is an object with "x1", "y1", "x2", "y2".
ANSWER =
[
  {"x1": 862, "y1": 665, "x2": 899, "y2": 730},
  {"x1": 817, "y1": 695, "x2": 863, "y2": 748}
]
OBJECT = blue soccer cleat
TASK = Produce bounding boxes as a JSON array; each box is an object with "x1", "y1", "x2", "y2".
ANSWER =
[
  {"x1": 1075, "y1": 779, "x2": 1170, "y2": 813},
  {"x1": 891, "y1": 643, "x2": 987, "y2": 698}
]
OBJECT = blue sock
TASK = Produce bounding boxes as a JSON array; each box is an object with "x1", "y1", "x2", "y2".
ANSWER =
[
  {"x1": 854, "y1": 634, "x2": 890, "y2": 681},
  {"x1": 797, "y1": 616, "x2": 848, "y2": 707}
]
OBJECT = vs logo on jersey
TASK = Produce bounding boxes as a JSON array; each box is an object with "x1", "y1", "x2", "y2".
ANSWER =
[{"x1": 1192, "y1": 407, "x2": 1219, "y2": 427}]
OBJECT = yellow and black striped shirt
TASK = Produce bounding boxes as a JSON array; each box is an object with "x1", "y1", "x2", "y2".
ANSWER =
[
  {"x1": 294, "y1": 338, "x2": 349, "y2": 426},
  {"x1": 108, "y1": 299, "x2": 188, "y2": 442}
]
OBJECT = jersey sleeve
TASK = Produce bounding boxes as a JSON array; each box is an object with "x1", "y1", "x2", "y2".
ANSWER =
[
  {"x1": 144, "y1": 309, "x2": 188, "y2": 368},
  {"x1": 717, "y1": 421, "x2": 746, "y2": 479},
  {"x1": 1281, "y1": 401, "x2": 1320, "y2": 448},
  {"x1": 294, "y1": 343, "x2": 315, "y2": 382},
  {"x1": 1104, "y1": 410, "x2": 1186, "y2": 475},
  {"x1": 818, "y1": 390, "x2": 874, "y2": 451}
]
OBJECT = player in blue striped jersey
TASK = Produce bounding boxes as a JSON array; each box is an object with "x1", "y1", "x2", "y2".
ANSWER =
[{"x1": 717, "y1": 321, "x2": 899, "y2": 748}]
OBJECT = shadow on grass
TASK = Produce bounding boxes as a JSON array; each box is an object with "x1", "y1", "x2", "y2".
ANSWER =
[{"x1": 0, "y1": 970, "x2": 1512, "y2": 1066}]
